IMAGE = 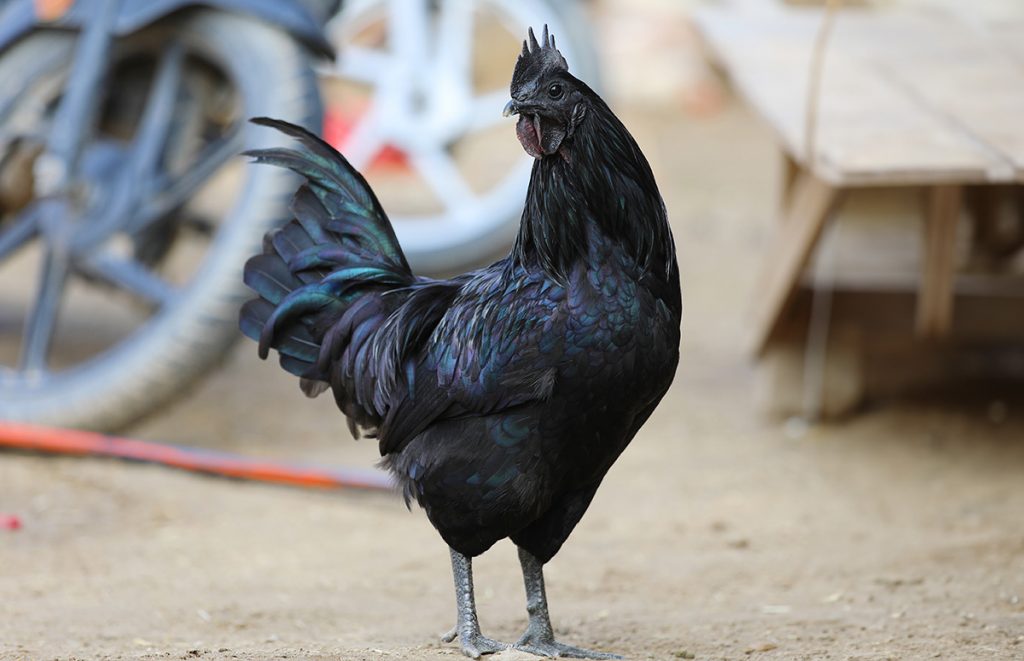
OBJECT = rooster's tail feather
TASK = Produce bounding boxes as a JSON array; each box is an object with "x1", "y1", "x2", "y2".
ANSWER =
[{"x1": 239, "y1": 118, "x2": 414, "y2": 384}]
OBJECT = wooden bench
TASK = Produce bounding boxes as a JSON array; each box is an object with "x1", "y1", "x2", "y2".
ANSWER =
[{"x1": 694, "y1": 4, "x2": 1024, "y2": 416}]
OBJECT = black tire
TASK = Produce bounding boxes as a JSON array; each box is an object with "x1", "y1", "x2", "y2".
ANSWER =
[{"x1": 0, "y1": 10, "x2": 322, "y2": 430}]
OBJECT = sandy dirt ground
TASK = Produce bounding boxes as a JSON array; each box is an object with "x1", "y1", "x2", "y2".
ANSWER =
[{"x1": 3, "y1": 20, "x2": 1024, "y2": 661}]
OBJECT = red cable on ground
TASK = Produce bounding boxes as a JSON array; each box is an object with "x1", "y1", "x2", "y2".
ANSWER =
[{"x1": 0, "y1": 421, "x2": 393, "y2": 492}]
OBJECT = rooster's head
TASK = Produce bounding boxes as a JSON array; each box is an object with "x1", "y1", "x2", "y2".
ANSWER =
[{"x1": 504, "y1": 25, "x2": 587, "y2": 159}]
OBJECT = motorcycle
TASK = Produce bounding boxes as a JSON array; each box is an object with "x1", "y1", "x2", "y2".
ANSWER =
[{"x1": 0, "y1": 0, "x2": 333, "y2": 429}]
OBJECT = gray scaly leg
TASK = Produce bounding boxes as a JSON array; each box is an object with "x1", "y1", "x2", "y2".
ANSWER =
[
  {"x1": 441, "y1": 547, "x2": 508, "y2": 658},
  {"x1": 514, "y1": 548, "x2": 622, "y2": 659}
]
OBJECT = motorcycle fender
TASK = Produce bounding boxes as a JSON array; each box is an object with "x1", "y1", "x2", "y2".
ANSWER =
[{"x1": 0, "y1": 0, "x2": 334, "y2": 58}]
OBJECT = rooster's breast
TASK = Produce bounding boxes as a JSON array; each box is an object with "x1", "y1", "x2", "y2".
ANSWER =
[{"x1": 550, "y1": 258, "x2": 679, "y2": 469}]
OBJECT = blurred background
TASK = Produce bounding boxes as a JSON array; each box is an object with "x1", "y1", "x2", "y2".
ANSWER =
[{"x1": 1, "y1": 0, "x2": 1023, "y2": 659}]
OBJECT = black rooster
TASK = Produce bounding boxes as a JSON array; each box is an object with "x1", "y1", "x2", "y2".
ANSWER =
[{"x1": 239, "y1": 26, "x2": 681, "y2": 659}]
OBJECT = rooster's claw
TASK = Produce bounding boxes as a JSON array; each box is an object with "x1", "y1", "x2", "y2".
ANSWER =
[
  {"x1": 515, "y1": 634, "x2": 622, "y2": 659},
  {"x1": 454, "y1": 630, "x2": 507, "y2": 658}
]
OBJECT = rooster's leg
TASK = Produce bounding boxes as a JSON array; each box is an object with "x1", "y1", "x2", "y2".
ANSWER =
[
  {"x1": 442, "y1": 547, "x2": 508, "y2": 658},
  {"x1": 514, "y1": 548, "x2": 622, "y2": 659}
]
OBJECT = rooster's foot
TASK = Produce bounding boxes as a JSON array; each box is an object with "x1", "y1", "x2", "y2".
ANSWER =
[
  {"x1": 445, "y1": 548, "x2": 509, "y2": 658},
  {"x1": 514, "y1": 630, "x2": 621, "y2": 659},
  {"x1": 513, "y1": 548, "x2": 622, "y2": 659},
  {"x1": 442, "y1": 626, "x2": 507, "y2": 658}
]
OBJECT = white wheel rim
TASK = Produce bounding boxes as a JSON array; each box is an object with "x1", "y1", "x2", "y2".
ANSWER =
[{"x1": 321, "y1": 0, "x2": 586, "y2": 262}]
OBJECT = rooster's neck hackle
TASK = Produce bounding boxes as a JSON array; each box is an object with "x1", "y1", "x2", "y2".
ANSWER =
[{"x1": 511, "y1": 92, "x2": 674, "y2": 285}]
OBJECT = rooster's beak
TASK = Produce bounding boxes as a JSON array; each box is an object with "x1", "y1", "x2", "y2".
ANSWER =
[{"x1": 503, "y1": 100, "x2": 519, "y2": 117}]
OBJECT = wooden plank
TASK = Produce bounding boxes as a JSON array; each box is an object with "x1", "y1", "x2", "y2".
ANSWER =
[
  {"x1": 692, "y1": 6, "x2": 1017, "y2": 185},
  {"x1": 854, "y1": 13, "x2": 1023, "y2": 182},
  {"x1": 968, "y1": 17, "x2": 1024, "y2": 76},
  {"x1": 915, "y1": 185, "x2": 962, "y2": 338},
  {"x1": 750, "y1": 169, "x2": 839, "y2": 355},
  {"x1": 804, "y1": 272, "x2": 1024, "y2": 299}
]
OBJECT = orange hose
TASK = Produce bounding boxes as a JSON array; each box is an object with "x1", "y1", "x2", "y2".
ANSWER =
[{"x1": 0, "y1": 421, "x2": 393, "y2": 491}]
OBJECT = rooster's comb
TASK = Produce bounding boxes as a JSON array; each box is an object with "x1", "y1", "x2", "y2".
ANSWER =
[{"x1": 511, "y1": 25, "x2": 568, "y2": 95}]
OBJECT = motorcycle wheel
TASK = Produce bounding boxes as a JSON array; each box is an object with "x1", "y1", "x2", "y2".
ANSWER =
[{"x1": 0, "y1": 10, "x2": 322, "y2": 430}]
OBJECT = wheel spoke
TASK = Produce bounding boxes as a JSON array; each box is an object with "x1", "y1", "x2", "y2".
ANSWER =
[
  {"x1": 0, "y1": 206, "x2": 40, "y2": 261},
  {"x1": 334, "y1": 45, "x2": 392, "y2": 85},
  {"x1": 410, "y1": 146, "x2": 475, "y2": 213},
  {"x1": 128, "y1": 41, "x2": 184, "y2": 186},
  {"x1": 79, "y1": 251, "x2": 178, "y2": 308},
  {"x1": 435, "y1": 0, "x2": 474, "y2": 96},
  {"x1": 86, "y1": 41, "x2": 185, "y2": 243},
  {"x1": 19, "y1": 242, "x2": 70, "y2": 372},
  {"x1": 390, "y1": 0, "x2": 430, "y2": 76},
  {"x1": 341, "y1": 104, "x2": 386, "y2": 170},
  {"x1": 467, "y1": 89, "x2": 514, "y2": 133},
  {"x1": 129, "y1": 126, "x2": 243, "y2": 233},
  {"x1": 427, "y1": 0, "x2": 477, "y2": 134},
  {"x1": 44, "y1": 0, "x2": 120, "y2": 169}
]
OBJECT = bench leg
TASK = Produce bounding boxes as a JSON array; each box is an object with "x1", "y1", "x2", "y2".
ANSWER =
[
  {"x1": 750, "y1": 169, "x2": 840, "y2": 355},
  {"x1": 916, "y1": 185, "x2": 961, "y2": 339},
  {"x1": 778, "y1": 150, "x2": 801, "y2": 216}
]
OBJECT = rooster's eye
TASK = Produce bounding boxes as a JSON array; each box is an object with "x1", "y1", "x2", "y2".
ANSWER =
[{"x1": 547, "y1": 84, "x2": 563, "y2": 99}]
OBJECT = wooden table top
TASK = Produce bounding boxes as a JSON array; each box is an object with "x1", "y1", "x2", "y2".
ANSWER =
[{"x1": 694, "y1": 5, "x2": 1024, "y2": 186}]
